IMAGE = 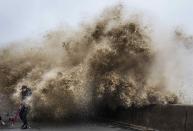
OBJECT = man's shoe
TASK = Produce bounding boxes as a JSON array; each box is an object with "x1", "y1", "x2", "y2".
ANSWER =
[{"x1": 21, "y1": 124, "x2": 28, "y2": 129}]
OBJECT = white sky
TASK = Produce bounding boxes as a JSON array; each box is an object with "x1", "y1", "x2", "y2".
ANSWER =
[{"x1": 0, "y1": 0, "x2": 193, "y2": 46}]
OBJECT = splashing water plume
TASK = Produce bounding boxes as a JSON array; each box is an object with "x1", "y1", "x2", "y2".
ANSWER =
[{"x1": 0, "y1": 6, "x2": 178, "y2": 120}]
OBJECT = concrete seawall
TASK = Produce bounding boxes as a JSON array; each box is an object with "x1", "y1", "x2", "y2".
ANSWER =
[{"x1": 109, "y1": 105, "x2": 193, "y2": 131}]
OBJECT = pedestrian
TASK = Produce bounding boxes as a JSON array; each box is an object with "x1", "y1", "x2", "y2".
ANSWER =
[{"x1": 19, "y1": 85, "x2": 32, "y2": 129}]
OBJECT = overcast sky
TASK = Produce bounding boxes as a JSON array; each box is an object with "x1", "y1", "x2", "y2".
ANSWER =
[{"x1": 0, "y1": 0, "x2": 193, "y2": 46}]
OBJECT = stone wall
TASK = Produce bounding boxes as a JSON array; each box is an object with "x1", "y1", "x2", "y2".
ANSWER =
[{"x1": 111, "y1": 105, "x2": 193, "y2": 131}]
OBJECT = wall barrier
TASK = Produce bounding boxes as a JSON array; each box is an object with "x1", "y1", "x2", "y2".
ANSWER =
[{"x1": 108, "y1": 105, "x2": 193, "y2": 131}]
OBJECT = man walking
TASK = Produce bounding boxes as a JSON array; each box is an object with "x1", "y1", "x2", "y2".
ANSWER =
[{"x1": 19, "y1": 85, "x2": 32, "y2": 129}]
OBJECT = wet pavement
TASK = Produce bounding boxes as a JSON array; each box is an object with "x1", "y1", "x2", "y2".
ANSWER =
[{"x1": 0, "y1": 122, "x2": 134, "y2": 131}]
